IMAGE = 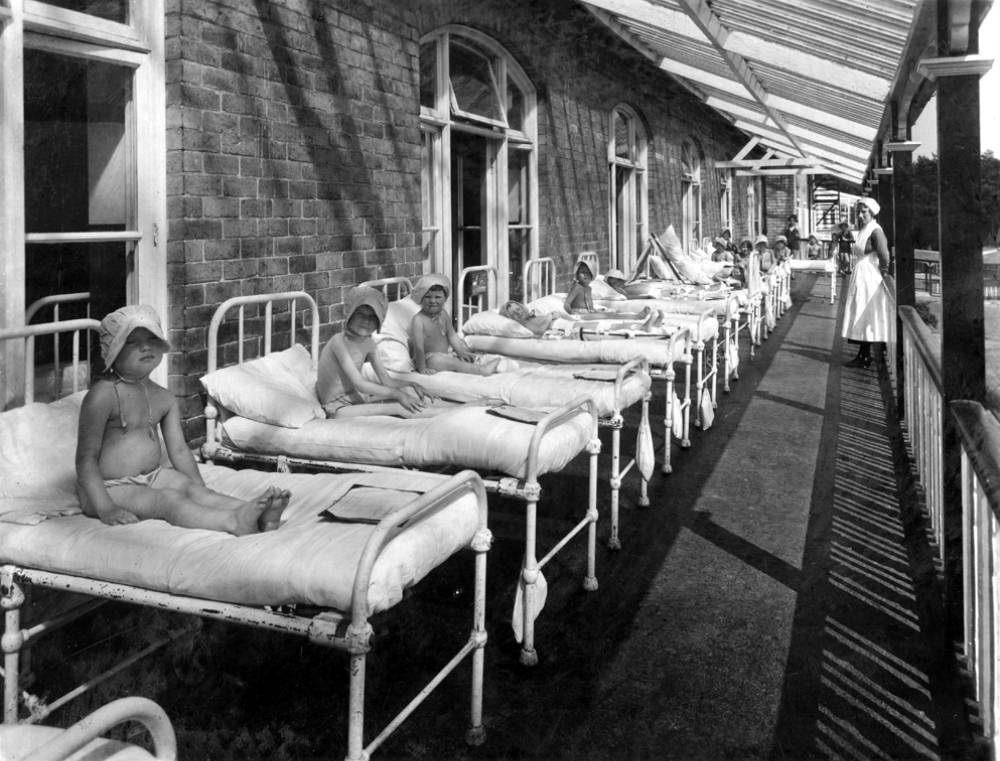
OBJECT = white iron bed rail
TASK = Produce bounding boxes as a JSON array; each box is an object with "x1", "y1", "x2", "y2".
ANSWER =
[
  {"x1": 0, "y1": 319, "x2": 492, "y2": 761},
  {"x1": 202, "y1": 291, "x2": 602, "y2": 667}
]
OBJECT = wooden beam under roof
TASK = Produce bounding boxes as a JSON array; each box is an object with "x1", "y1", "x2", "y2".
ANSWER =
[{"x1": 673, "y1": 0, "x2": 807, "y2": 157}]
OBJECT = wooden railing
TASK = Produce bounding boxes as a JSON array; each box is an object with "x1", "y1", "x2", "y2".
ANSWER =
[
  {"x1": 952, "y1": 400, "x2": 1000, "y2": 748},
  {"x1": 896, "y1": 304, "x2": 945, "y2": 559}
]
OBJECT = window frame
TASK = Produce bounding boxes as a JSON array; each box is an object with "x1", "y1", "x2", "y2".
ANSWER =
[
  {"x1": 419, "y1": 25, "x2": 537, "y2": 306},
  {"x1": 1, "y1": 0, "x2": 166, "y2": 400},
  {"x1": 608, "y1": 104, "x2": 648, "y2": 272}
]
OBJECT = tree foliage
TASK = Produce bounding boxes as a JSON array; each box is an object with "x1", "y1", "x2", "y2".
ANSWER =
[{"x1": 911, "y1": 151, "x2": 1000, "y2": 249}]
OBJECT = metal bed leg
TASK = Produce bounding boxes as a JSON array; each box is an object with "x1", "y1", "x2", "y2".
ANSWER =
[
  {"x1": 711, "y1": 333, "x2": 719, "y2": 408},
  {"x1": 609, "y1": 421, "x2": 622, "y2": 550},
  {"x1": 519, "y1": 495, "x2": 541, "y2": 667},
  {"x1": 681, "y1": 358, "x2": 692, "y2": 448},
  {"x1": 693, "y1": 340, "x2": 705, "y2": 428},
  {"x1": 345, "y1": 623, "x2": 373, "y2": 761},
  {"x1": 661, "y1": 375, "x2": 673, "y2": 475},
  {"x1": 585, "y1": 438, "x2": 600, "y2": 585},
  {"x1": 2, "y1": 575, "x2": 25, "y2": 724},
  {"x1": 466, "y1": 528, "x2": 491, "y2": 747}
]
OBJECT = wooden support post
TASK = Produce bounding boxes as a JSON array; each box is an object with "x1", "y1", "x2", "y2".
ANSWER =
[
  {"x1": 887, "y1": 142, "x2": 919, "y2": 416},
  {"x1": 921, "y1": 52, "x2": 993, "y2": 622}
]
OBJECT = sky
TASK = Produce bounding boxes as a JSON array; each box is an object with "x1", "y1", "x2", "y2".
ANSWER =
[{"x1": 911, "y1": 4, "x2": 999, "y2": 157}]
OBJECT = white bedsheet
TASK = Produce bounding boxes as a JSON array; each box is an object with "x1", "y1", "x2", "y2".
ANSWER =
[
  {"x1": 219, "y1": 402, "x2": 594, "y2": 478},
  {"x1": 384, "y1": 364, "x2": 650, "y2": 416},
  {"x1": 0, "y1": 395, "x2": 482, "y2": 613}
]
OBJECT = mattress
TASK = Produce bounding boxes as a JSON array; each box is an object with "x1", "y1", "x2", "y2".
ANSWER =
[
  {"x1": 0, "y1": 396, "x2": 482, "y2": 613},
  {"x1": 219, "y1": 402, "x2": 594, "y2": 479}
]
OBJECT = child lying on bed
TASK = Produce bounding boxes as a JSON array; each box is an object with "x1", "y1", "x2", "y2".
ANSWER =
[
  {"x1": 409, "y1": 273, "x2": 500, "y2": 375},
  {"x1": 76, "y1": 305, "x2": 289, "y2": 535},
  {"x1": 500, "y1": 300, "x2": 663, "y2": 336},
  {"x1": 317, "y1": 286, "x2": 438, "y2": 417}
]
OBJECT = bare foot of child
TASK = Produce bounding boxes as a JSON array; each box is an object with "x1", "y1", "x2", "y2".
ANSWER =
[
  {"x1": 259, "y1": 488, "x2": 291, "y2": 532},
  {"x1": 233, "y1": 490, "x2": 272, "y2": 536}
]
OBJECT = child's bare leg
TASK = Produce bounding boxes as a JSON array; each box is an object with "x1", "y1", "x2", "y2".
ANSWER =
[
  {"x1": 427, "y1": 354, "x2": 499, "y2": 376},
  {"x1": 333, "y1": 400, "x2": 418, "y2": 418},
  {"x1": 107, "y1": 483, "x2": 268, "y2": 536}
]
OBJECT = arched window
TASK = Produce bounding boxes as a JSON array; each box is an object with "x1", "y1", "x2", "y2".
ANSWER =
[
  {"x1": 420, "y1": 27, "x2": 537, "y2": 306},
  {"x1": 681, "y1": 139, "x2": 703, "y2": 253},
  {"x1": 608, "y1": 106, "x2": 647, "y2": 271}
]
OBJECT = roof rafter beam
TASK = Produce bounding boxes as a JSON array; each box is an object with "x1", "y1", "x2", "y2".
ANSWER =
[
  {"x1": 673, "y1": 0, "x2": 807, "y2": 157},
  {"x1": 740, "y1": 125, "x2": 868, "y2": 178},
  {"x1": 732, "y1": 136, "x2": 761, "y2": 162},
  {"x1": 703, "y1": 95, "x2": 879, "y2": 146}
]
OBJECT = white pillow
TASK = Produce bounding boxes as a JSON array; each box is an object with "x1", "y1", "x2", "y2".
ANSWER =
[
  {"x1": 0, "y1": 393, "x2": 84, "y2": 523},
  {"x1": 200, "y1": 345, "x2": 323, "y2": 428},
  {"x1": 591, "y1": 278, "x2": 626, "y2": 300},
  {"x1": 377, "y1": 338, "x2": 415, "y2": 372},
  {"x1": 379, "y1": 298, "x2": 420, "y2": 345},
  {"x1": 461, "y1": 311, "x2": 535, "y2": 338},
  {"x1": 526, "y1": 294, "x2": 566, "y2": 314}
]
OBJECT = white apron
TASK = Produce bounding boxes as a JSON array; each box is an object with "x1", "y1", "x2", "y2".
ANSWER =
[{"x1": 841, "y1": 220, "x2": 891, "y2": 342}]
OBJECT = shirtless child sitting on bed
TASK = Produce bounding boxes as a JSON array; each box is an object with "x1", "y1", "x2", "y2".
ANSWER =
[
  {"x1": 76, "y1": 305, "x2": 289, "y2": 535},
  {"x1": 317, "y1": 286, "x2": 436, "y2": 418},
  {"x1": 409, "y1": 274, "x2": 500, "y2": 375}
]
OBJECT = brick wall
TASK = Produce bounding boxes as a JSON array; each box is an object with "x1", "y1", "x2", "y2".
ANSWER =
[
  {"x1": 166, "y1": 0, "x2": 747, "y2": 435},
  {"x1": 166, "y1": 0, "x2": 423, "y2": 433}
]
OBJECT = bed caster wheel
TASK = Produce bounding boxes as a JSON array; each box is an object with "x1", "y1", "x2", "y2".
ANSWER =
[
  {"x1": 681, "y1": 439, "x2": 691, "y2": 448},
  {"x1": 637, "y1": 495, "x2": 650, "y2": 508},
  {"x1": 582, "y1": 575, "x2": 598, "y2": 592},
  {"x1": 519, "y1": 648, "x2": 539, "y2": 667},
  {"x1": 466, "y1": 725, "x2": 487, "y2": 746},
  {"x1": 660, "y1": 464, "x2": 672, "y2": 475},
  {"x1": 606, "y1": 537, "x2": 622, "y2": 551}
]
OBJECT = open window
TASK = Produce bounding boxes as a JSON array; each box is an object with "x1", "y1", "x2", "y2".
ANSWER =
[
  {"x1": 1, "y1": 0, "x2": 166, "y2": 401},
  {"x1": 681, "y1": 139, "x2": 703, "y2": 254},
  {"x1": 609, "y1": 105, "x2": 647, "y2": 272},
  {"x1": 420, "y1": 26, "x2": 537, "y2": 307}
]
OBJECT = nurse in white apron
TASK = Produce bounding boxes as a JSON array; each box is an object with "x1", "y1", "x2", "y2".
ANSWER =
[{"x1": 841, "y1": 197, "x2": 891, "y2": 368}]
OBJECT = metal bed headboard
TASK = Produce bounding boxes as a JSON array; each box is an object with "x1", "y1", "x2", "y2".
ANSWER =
[
  {"x1": 457, "y1": 265, "x2": 498, "y2": 322},
  {"x1": 358, "y1": 276, "x2": 413, "y2": 303},
  {"x1": 524, "y1": 257, "x2": 557, "y2": 302},
  {"x1": 206, "y1": 291, "x2": 320, "y2": 373},
  {"x1": 0, "y1": 318, "x2": 101, "y2": 406}
]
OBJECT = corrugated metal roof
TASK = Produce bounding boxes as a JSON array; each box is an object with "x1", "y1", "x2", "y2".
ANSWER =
[{"x1": 579, "y1": 0, "x2": 927, "y2": 185}]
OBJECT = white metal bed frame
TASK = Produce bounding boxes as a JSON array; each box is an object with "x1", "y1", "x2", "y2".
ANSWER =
[
  {"x1": 201, "y1": 291, "x2": 603, "y2": 667},
  {"x1": 457, "y1": 263, "x2": 695, "y2": 458},
  {"x1": 0, "y1": 319, "x2": 492, "y2": 761},
  {"x1": 363, "y1": 275, "x2": 658, "y2": 525},
  {"x1": 527, "y1": 254, "x2": 726, "y2": 419},
  {"x1": 490, "y1": 259, "x2": 699, "y2": 455}
]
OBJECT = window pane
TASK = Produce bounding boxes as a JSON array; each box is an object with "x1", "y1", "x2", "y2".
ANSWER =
[
  {"x1": 25, "y1": 50, "x2": 131, "y2": 233},
  {"x1": 420, "y1": 41, "x2": 436, "y2": 110},
  {"x1": 508, "y1": 228, "x2": 528, "y2": 302},
  {"x1": 449, "y1": 42, "x2": 502, "y2": 122},
  {"x1": 26, "y1": 240, "x2": 128, "y2": 360},
  {"x1": 615, "y1": 112, "x2": 631, "y2": 159},
  {"x1": 506, "y1": 74, "x2": 524, "y2": 132},
  {"x1": 41, "y1": 0, "x2": 128, "y2": 23},
  {"x1": 508, "y1": 150, "x2": 528, "y2": 225}
]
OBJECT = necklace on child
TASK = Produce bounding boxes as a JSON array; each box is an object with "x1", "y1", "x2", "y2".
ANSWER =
[{"x1": 112, "y1": 372, "x2": 157, "y2": 441}]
